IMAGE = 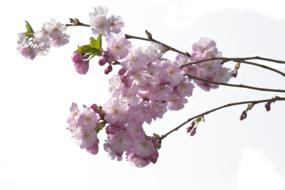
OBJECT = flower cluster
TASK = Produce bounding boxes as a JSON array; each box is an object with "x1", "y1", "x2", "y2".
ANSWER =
[
  {"x1": 104, "y1": 124, "x2": 159, "y2": 167},
  {"x1": 67, "y1": 103, "x2": 100, "y2": 154},
  {"x1": 89, "y1": 6, "x2": 124, "y2": 35},
  {"x1": 177, "y1": 38, "x2": 232, "y2": 91},
  {"x1": 17, "y1": 19, "x2": 69, "y2": 59},
  {"x1": 18, "y1": 6, "x2": 233, "y2": 167}
]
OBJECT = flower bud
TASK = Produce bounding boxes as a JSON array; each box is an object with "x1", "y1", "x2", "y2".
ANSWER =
[
  {"x1": 118, "y1": 68, "x2": 126, "y2": 75},
  {"x1": 240, "y1": 111, "x2": 247, "y2": 120},
  {"x1": 90, "y1": 104, "x2": 98, "y2": 112},
  {"x1": 104, "y1": 65, "x2": 113, "y2": 74},
  {"x1": 265, "y1": 102, "x2": 271, "y2": 112},
  {"x1": 72, "y1": 52, "x2": 84, "y2": 64},
  {"x1": 74, "y1": 60, "x2": 89, "y2": 74},
  {"x1": 98, "y1": 57, "x2": 107, "y2": 66}
]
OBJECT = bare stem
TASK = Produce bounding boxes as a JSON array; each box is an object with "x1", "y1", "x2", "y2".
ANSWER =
[
  {"x1": 242, "y1": 60, "x2": 285, "y2": 77},
  {"x1": 185, "y1": 74, "x2": 285, "y2": 93},
  {"x1": 181, "y1": 56, "x2": 285, "y2": 67},
  {"x1": 125, "y1": 32, "x2": 191, "y2": 57},
  {"x1": 65, "y1": 18, "x2": 90, "y2": 27},
  {"x1": 160, "y1": 96, "x2": 285, "y2": 140}
]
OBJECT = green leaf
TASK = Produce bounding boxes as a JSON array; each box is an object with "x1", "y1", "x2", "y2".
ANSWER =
[
  {"x1": 89, "y1": 34, "x2": 102, "y2": 50},
  {"x1": 89, "y1": 37, "x2": 97, "y2": 48},
  {"x1": 97, "y1": 33, "x2": 102, "y2": 49},
  {"x1": 77, "y1": 45, "x2": 100, "y2": 55},
  {"x1": 24, "y1": 21, "x2": 34, "y2": 38},
  {"x1": 25, "y1": 21, "x2": 34, "y2": 34}
]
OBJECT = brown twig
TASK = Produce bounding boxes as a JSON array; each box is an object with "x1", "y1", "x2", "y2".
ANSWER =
[
  {"x1": 125, "y1": 32, "x2": 191, "y2": 57},
  {"x1": 185, "y1": 74, "x2": 285, "y2": 93},
  {"x1": 181, "y1": 56, "x2": 285, "y2": 67},
  {"x1": 160, "y1": 96, "x2": 285, "y2": 140},
  {"x1": 242, "y1": 60, "x2": 285, "y2": 77},
  {"x1": 65, "y1": 18, "x2": 90, "y2": 27}
]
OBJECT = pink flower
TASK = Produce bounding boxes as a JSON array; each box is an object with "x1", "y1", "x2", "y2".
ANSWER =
[
  {"x1": 18, "y1": 45, "x2": 36, "y2": 60},
  {"x1": 107, "y1": 35, "x2": 131, "y2": 59},
  {"x1": 42, "y1": 19, "x2": 69, "y2": 47},
  {"x1": 103, "y1": 98, "x2": 129, "y2": 124},
  {"x1": 192, "y1": 37, "x2": 220, "y2": 60},
  {"x1": 89, "y1": 7, "x2": 110, "y2": 35},
  {"x1": 167, "y1": 97, "x2": 188, "y2": 110},
  {"x1": 126, "y1": 138, "x2": 159, "y2": 168},
  {"x1": 175, "y1": 79, "x2": 195, "y2": 97},
  {"x1": 67, "y1": 102, "x2": 79, "y2": 126},
  {"x1": 189, "y1": 37, "x2": 232, "y2": 91},
  {"x1": 108, "y1": 15, "x2": 124, "y2": 33},
  {"x1": 67, "y1": 103, "x2": 100, "y2": 154},
  {"x1": 104, "y1": 129, "x2": 132, "y2": 160},
  {"x1": 122, "y1": 48, "x2": 149, "y2": 72},
  {"x1": 175, "y1": 54, "x2": 198, "y2": 77},
  {"x1": 89, "y1": 7, "x2": 124, "y2": 35},
  {"x1": 133, "y1": 139, "x2": 156, "y2": 158}
]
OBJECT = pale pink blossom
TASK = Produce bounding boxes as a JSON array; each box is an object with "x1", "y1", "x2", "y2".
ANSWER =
[
  {"x1": 67, "y1": 103, "x2": 100, "y2": 154},
  {"x1": 107, "y1": 35, "x2": 131, "y2": 59},
  {"x1": 167, "y1": 98, "x2": 188, "y2": 110},
  {"x1": 175, "y1": 79, "x2": 195, "y2": 97},
  {"x1": 108, "y1": 15, "x2": 124, "y2": 33},
  {"x1": 89, "y1": 7, "x2": 110, "y2": 35},
  {"x1": 122, "y1": 48, "x2": 149, "y2": 72},
  {"x1": 103, "y1": 98, "x2": 129, "y2": 124},
  {"x1": 42, "y1": 19, "x2": 69, "y2": 47}
]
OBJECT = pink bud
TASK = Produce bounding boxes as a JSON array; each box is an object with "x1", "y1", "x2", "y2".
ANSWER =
[
  {"x1": 240, "y1": 111, "x2": 247, "y2": 120},
  {"x1": 118, "y1": 68, "x2": 126, "y2": 75},
  {"x1": 265, "y1": 102, "x2": 271, "y2": 111},
  {"x1": 72, "y1": 52, "x2": 84, "y2": 64},
  {"x1": 74, "y1": 61, "x2": 89, "y2": 74},
  {"x1": 90, "y1": 104, "x2": 98, "y2": 112},
  {"x1": 187, "y1": 126, "x2": 196, "y2": 136},
  {"x1": 102, "y1": 51, "x2": 109, "y2": 58},
  {"x1": 104, "y1": 65, "x2": 113, "y2": 74},
  {"x1": 98, "y1": 57, "x2": 107, "y2": 66}
]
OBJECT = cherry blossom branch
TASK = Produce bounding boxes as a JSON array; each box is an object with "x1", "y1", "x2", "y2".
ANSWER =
[
  {"x1": 159, "y1": 96, "x2": 285, "y2": 140},
  {"x1": 65, "y1": 18, "x2": 285, "y2": 76},
  {"x1": 124, "y1": 33, "x2": 285, "y2": 77},
  {"x1": 185, "y1": 74, "x2": 285, "y2": 93}
]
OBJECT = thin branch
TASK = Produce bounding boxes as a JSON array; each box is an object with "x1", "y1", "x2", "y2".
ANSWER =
[
  {"x1": 181, "y1": 56, "x2": 285, "y2": 68},
  {"x1": 182, "y1": 58, "x2": 285, "y2": 77},
  {"x1": 185, "y1": 74, "x2": 285, "y2": 93},
  {"x1": 244, "y1": 56, "x2": 285, "y2": 64},
  {"x1": 65, "y1": 18, "x2": 90, "y2": 27},
  {"x1": 125, "y1": 32, "x2": 191, "y2": 57},
  {"x1": 160, "y1": 96, "x2": 285, "y2": 140},
  {"x1": 242, "y1": 60, "x2": 285, "y2": 77}
]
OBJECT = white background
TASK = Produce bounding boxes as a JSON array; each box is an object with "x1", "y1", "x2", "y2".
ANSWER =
[{"x1": 0, "y1": 0, "x2": 285, "y2": 189}]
